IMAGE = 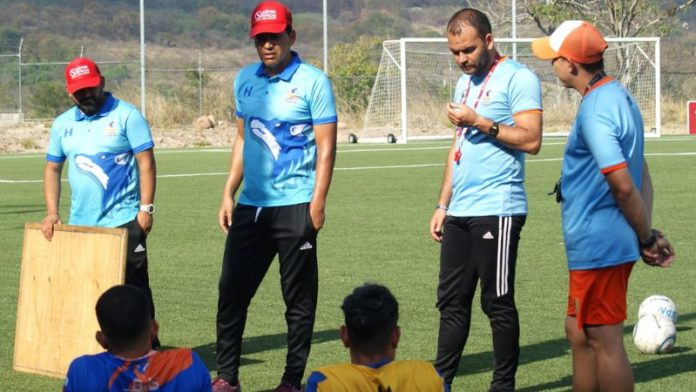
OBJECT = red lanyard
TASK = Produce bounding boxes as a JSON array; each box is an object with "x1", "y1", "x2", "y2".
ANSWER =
[{"x1": 454, "y1": 55, "x2": 502, "y2": 163}]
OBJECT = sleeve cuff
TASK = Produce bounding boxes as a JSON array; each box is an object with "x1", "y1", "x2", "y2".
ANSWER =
[
  {"x1": 46, "y1": 154, "x2": 66, "y2": 163},
  {"x1": 600, "y1": 161, "x2": 627, "y2": 175},
  {"x1": 132, "y1": 141, "x2": 155, "y2": 154},
  {"x1": 313, "y1": 115, "x2": 338, "y2": 125}
]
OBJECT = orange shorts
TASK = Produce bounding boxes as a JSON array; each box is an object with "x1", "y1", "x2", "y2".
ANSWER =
[{"x1": 567, "y1": 262, "x2": 634, "y2": 329}]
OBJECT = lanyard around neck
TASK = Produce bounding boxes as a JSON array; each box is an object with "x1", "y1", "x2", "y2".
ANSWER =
[{"x1": 453, "y1": 55, "x2": 502, "y2": 164}]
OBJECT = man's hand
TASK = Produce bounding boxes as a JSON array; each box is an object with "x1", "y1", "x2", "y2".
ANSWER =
[
  {"x1": 309, "y1": 202, "x2": 325, "y2": 232},
  {"x1": 218, "y1": 196, "x2": 235, "y2": 234},
  {"x1": 41, "y1": 213, "x2": 62, "y2": 240},
  {"x1": 430, "y1": 208, "x2": 447, "y2": 242},
  {"x1": 136, "y1": 211, "x2": 153, "y2": 234},
  {"x1": 641, "y1": 230, "x2": 675, "y2": 267},
  {"x1": 447, "y1": 102, "x2": 478, "y2": 128}
]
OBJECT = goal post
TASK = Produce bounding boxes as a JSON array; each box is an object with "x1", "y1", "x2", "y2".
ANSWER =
[{"x1": 362, "y1": 37, "x2": 661, "y2": 143}]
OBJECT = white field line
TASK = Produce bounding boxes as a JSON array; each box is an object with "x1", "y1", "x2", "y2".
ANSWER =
[
  {"x1": 1, "y1": 151, "x2": 695, "y2": 184},
  {"x1": 1, "y1": 136, "x2": 694, "y2": 160}
]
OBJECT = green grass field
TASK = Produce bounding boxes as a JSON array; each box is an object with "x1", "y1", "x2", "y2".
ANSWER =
[{"x1": 1, "y1": 136, "x2": 695, "y2": 391}]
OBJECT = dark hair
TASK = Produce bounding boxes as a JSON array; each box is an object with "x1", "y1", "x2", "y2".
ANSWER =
[
  {"x1": 447, "y1": 8, "x2": 492, "y2": 39},
  {"x1": 341, "y1": 283, "x2": 398, "y2": 355},
  {"x1": 578, "y1": 58, "x2": 604, "y2": 73},
  {"x1": 285, "y1": 25, "x2": 293, "y2": 34},
  {"x1": 96, "y1": 285, "x2": 152, "y2": 350}
]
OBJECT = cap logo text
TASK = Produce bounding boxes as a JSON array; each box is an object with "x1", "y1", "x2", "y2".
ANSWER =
[
  {"x1": 255, "y1": 9, "x2": 277, "y2": 22},
  {"x1": 69, "y1": 65, "x2": 91, "y2": 79}
]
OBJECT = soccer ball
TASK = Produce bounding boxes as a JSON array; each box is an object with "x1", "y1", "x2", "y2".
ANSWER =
[
  {"x1": 632, "y1": 313, "x2": 676, "y2": 354},
  {"x1": 638, "y1": 295, "x2": 678, "y2": 324}
]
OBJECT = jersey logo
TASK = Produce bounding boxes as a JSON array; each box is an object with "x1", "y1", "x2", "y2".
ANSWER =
[
  {"x1": 103, "y1": 121, "x2": 118, "y2": 136},
  {"x1": 75, "y1": 152, "x2": 133, "y2": 211},
  {"x1": 243, "y1": 85, "x2": 254, "y2": 97},
  {"x1": 249, "y1": 117, "x2": 310, "y2": 184},
  {"x1": 480, "y1": 89, "x2": 494, "y2": 105},
  {"x1": 63, "y1": 128, "x2": 73, "y2": 138},
  {"x1": 285, "y1": 88, "x2": 300, "y2": 104}
]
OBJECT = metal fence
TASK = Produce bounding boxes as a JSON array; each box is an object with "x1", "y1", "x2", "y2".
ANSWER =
[{"x1": 0, "y1": 41, "x2": 254, "y2": 127}]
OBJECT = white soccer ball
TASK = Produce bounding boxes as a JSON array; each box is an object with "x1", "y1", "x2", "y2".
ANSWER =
[
  {"x1": 638, "y1": 295, "x2": 678, "y2": 324},
  {"x1": 632, "y1": 313, "x2": 676, "y2": 354}
]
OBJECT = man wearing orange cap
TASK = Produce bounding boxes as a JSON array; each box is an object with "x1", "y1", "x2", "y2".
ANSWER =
[
  {"x1": 532, "y1": 21, "x2": 675, "y2": 391},
  {"x1": 213, "y1": 1, "x2": 337, "y2": 391},
  {"x1": 43, "y1": 57, "x2": 159, "y2": 347}
]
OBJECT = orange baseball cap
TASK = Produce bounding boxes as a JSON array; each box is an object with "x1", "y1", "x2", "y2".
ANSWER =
[
  {"x1": 249, "y1": 1, "x2": 293, "y2": 38},
  {"x1": 65, "y1": 57, "x2": 102, "y2": 94},
  {"x1": 532, "y1": 21, "x2": 608, "y2": 64}
]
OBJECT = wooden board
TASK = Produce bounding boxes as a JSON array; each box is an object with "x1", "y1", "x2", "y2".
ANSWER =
[{"x1": 14, "y1": 223, "x2": 127, "y2": 378}]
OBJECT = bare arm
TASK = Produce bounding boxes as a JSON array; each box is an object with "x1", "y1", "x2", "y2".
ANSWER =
[
  {"x1": 135, "y1": 149, "x2": 156, "y2": 233},
  {"x1": 605, "y1": 167, "x2": 652, "y2": 242},
  {"x1": 430, "y1": 137, "x2": 456, "y2": 242},
  {"x1": 218, "y1": 118, "x2": 245, "y2": 234},
  {"x1": 446, "y1": 104, "x2": 543, "y2": 155},
  {"x1": 640, "y1": 160, "x2": 653, "y2": 219},
  {"x1": 605, "y1": 166, "x2": 673, "y2": 266},
  {"x1": 309, "y1": 122, "x2": 337, "y2": 231},
  {"x1": 41, "y1": 161, "x2": 64, "y2": 240}
]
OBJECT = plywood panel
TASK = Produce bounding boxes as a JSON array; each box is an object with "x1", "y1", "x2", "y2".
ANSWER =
[{"x1": 14, "y1": 223, "x2": 127, "y2": 378}]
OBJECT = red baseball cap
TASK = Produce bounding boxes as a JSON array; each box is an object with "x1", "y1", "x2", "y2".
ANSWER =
[
  {"x1": 65, "y1": 57, "x2": 102, "y2": 94},
  {"x1": 249, "y1": 1, "x2": 292, "y2": 38},
  {"x1": 532, "y1": 21, "x2": 608, "y2": 64}
]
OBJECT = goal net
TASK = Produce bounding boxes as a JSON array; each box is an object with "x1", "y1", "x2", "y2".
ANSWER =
[{"x1": 362, "y1": 37, "x2": 660, "y2": 143}]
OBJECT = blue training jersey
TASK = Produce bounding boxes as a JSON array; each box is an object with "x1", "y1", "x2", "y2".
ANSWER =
[
  {"x1": 305, "y1": 359, "x2": 450, "y2": 392},
  {"x1": 46, "y1": 93, "x2": 154, "y2": 227},
  {"x1": 63, "y1": 349, "x2": 211, "y2": 392},
  {"x1": 561, "y1": 78, "x2": 644, "y2": 270},
  {"x1": 448, "y1": 58, "x2": 542, "y2": 217},
  {"x1": 234, "y1": 51, "x2": 337, "y2": 207}
]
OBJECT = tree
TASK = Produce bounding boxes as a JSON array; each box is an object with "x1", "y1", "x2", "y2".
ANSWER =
[
  {"x1": 328, "y1": 36, "x2": 382, "y2": 114},
  {"x1": 524, "y1": 0, "x2": 696, "y2": 37},
  {"x1": 524, "y1": 0, "x2": 695, "y2": 89}
]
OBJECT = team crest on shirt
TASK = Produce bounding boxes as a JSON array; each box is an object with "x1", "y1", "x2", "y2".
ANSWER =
[
  {"x1": 103, "y1": 121, "x2": 118, "y2": 136},
  {"x1": 285, "y1": 88, "x2": 300, "y2": 104},
  {"x1": 480, "y1": 89, "x2": 495, "y2": 106},
  {"x1": 75, "y1": 151, "x2": 133, "y2": 210},
  {"x1": 249, "y1": 117, "x2": 310, "y2": 187}
]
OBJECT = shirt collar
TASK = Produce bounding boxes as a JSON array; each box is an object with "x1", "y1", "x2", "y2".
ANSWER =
[
  {"x1": 367, "y1": 358, "x2": 393, "y2": 369},
  {"x1": 74, "y1": 92, "x2": 116, "y2": 121},
  {"x1": 254, "y1": 51, "x2": 302, "y2": 81},
  {"x1": 583, "y1": 75, "x2": 613, "y2": 97}
]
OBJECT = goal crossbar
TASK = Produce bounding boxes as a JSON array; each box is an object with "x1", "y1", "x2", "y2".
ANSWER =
[{"x1": 363, "y1": 37, "x2": 660, "y2": 143}]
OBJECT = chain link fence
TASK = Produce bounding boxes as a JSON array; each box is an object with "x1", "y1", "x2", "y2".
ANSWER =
[{"x1": 0, "y1": 41, "x2": 256, "y2": 128}]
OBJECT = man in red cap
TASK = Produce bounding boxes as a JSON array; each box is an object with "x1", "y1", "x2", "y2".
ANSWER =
[
  {"x1": 532, "y1": 21, "x2": 675, "y2": 392},
  {"x1": 43, "y1": 57, "x2": 159, "y2": 347},
  {"x1": 212, "y1": 1, "x2": 337, "y2": 392}
]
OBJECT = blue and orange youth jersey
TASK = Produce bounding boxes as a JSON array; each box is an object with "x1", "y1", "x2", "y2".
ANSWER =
[
  {"x1": 63, "y1": 348, "x2": 211, "y2": 392},
  {"x1": 305, "y1": 359, "x2": 450, "y2": 392},
  {"x1": 234, "y1": 51, "x2": 337, "y2": 207},
  {"x1": 561, "y1": 78, "x2": 644, "y2": 270},
  {"x1": 46, "y1": 93, "x2": 154, "y2": 227}
]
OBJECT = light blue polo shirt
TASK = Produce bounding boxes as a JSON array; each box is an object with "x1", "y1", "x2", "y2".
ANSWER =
[
  {"x1": 561, "y1": 79, "x2": 644, "y2": 270},
  {"x1": 46, "y1": 93, "x2": 154, "y2": 227},
  {"x1": 234, "y1": 51, "x2": 337, "y2": 207},
  {"x1": 448, "y1": 58, "x2": 542, "y2": 217}
]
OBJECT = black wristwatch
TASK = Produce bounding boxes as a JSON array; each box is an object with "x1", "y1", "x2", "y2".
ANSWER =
[
  {"x1": 489, "y1": 121, "x2": 500, "y2": 138},
  {"x1": 639, "y1": 231, "x2": 657, "y2": 249}
]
